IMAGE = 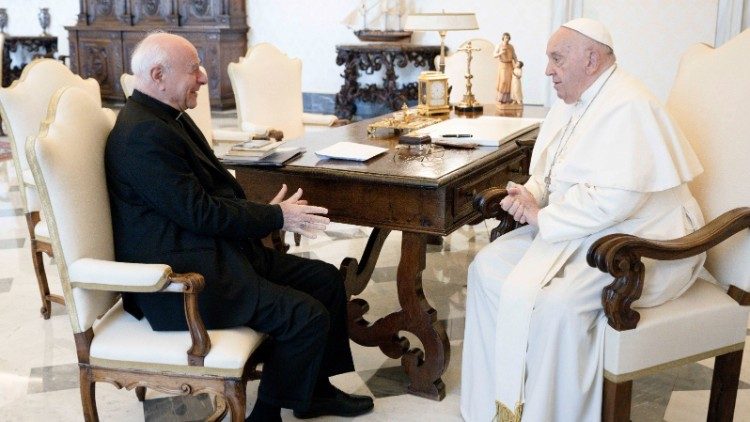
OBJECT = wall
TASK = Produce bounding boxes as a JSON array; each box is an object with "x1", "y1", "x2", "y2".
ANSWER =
[
  {"x1": 1, "y1": 0, "x2": 748, "y2": 106},
  {"x1": 0, "y1": 0, "x2": 78, "y2": 57}
]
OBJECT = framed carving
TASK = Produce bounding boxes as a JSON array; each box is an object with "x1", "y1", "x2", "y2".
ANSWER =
[{"x1": 131, "y1": 0, "x2": 177, "y2": 25}]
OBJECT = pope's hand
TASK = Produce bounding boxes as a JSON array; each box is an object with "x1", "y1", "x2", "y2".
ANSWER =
[{"x1": 500, "y1": 185, "x2": 539, "y2": 226}]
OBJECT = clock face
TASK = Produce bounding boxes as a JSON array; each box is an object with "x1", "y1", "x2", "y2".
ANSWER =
[{"x1": 429, "y1": 81, "x2": 446, "y2": 106}]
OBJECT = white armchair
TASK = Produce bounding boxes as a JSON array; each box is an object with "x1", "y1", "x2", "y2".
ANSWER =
[
  {"x1": 589, "y1": 30, "x2": 750, "y2": 421},
  {"x1": 120, "y1": 69, "x2": 254, "y2": 147},
  {"x1": 439, "y1": 38, "x2": 497, "y2": 106},
  {"x1": 27, "y1": 85, "x2": 265, "y2": 421},
  {"x1": 228, "y1": 43, "x2": 341, "y2": 141},
  {"x1": 0, "y1": 58, "x2": 100, "y2": 318},
  {"x1": 473, "y1": 30, "x2": 750, "y2": 421}
]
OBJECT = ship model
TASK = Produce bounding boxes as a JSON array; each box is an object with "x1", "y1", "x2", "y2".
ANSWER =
[{"x1": 342, "y1": 0, "x2": 412, "y2": 42}]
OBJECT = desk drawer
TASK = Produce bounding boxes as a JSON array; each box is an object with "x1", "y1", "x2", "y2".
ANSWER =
[{"x1": 453, "y1": 158, "x2": 525, "y2": 220}]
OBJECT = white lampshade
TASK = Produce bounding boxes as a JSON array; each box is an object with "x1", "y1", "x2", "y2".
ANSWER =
[{"x1": 404, "y1": 12, "x2": 479, "y2": 32}]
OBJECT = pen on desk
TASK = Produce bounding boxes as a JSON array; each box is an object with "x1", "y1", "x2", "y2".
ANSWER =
[{"x1": 442, "y1": 134, "x2": 473, "y2": 138}]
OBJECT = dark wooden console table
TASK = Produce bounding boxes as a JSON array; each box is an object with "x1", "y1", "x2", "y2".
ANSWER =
[
  {"x1": 231, "y1": 106, "x2": 543, "y2": 400},
  {"x1": 1, "y1": 36, "x2": 58, "y2": 87},
  {"x1": 335, "y1": 43, "x2": 441, "y2": 120}
]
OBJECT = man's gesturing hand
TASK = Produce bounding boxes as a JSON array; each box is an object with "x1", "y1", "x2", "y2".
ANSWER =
[{"x1": 274, "y1": 184, "x2": 329, "y2": 239}]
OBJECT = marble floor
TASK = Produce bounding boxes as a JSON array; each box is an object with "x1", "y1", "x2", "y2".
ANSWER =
[{"x1": 0, "y1": 129, "x2": 749, "y2": 421}]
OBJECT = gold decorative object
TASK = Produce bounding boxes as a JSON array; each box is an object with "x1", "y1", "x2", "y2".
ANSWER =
[
  {"x1": 367, "y1": 106, "x2": 441, "y2": 137},
  {"x1": 417, "y1": 71, "x2": 450, "y2": 116},
  {"x1": 455, "y1": 40, "x2": 483, "y2": 112}
]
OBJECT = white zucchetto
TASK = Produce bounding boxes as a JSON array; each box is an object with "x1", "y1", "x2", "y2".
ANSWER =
[{"x1": 562, "y1": 18, "x2": 614, "y2": 50}]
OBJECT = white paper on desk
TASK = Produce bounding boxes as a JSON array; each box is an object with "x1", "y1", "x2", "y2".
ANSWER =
[
  {"x1": 416, "y1": 116, "x2": 543, "y2": 147},
  {"x1": 315, "y1": 141, "x2": 388, "y2": 162}
]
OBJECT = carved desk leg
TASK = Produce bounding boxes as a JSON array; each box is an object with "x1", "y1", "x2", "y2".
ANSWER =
[
  {"x1": 398, "y1": 232, "x2": 449, "y2": 400},
  {"x1": 343, "y1": 230, "x2": 448, "y2": 401}
]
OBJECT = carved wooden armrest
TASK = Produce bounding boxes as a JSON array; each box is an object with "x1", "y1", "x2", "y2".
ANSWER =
[
  {"x1": 473, "y1": 187, "x2": 524, "y2": 241},
  {"x1": 167, "y1": 272, "x2": 211, "y2": 366},
  {"x1": 587, "y1": 207, "x2": 750, "y2": 331}
]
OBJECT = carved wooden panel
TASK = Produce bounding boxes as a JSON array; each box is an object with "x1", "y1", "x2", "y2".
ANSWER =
[
  {"x1": 178, "y1": 0, "x2": 226, "y2": 26},
  {"x1": 131, "y1": 0, "x2": 177, "y2": 25},
  {"x1": 88, "y1": 0, "x2": 130, "y2": 26},
  {"x1": 76, "y1": 31, "x2": 124, "y2": 99}
]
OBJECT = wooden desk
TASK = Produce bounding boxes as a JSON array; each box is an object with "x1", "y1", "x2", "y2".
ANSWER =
[{"x1": 232, "y1": 107, "x2": 543, "y2": 400}]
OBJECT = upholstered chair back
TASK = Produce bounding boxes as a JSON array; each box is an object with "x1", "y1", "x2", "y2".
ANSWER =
[
  {"x1": 120, "y1": 68, "x2": 214, "y2": 146},
  {"x1": 26, "y1": 86, "x2": 118, "y2": 333},
  {"x1": 0, "y1": 58, "x2": 100, "y2": 212},
  {"x1": 228, "y1": 43, "x2": 305, "y2": 140},
  {"x1": 665, "y1": 29, "x2": 750, "y2": 290},
  {"x1": 0, "y1": 33, "x2": 4, "y2": 84},
  {"x1": 439, "y1": 38, "x2": 498, "y2": 105}
]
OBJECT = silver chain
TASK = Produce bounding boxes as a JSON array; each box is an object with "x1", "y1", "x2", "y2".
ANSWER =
[{"x1": 542, "y1": 65, "x2": 617, "y2": 203}]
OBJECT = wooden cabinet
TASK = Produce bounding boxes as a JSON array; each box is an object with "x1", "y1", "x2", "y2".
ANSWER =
[{"x1": 66, "y1": 0, "x2": 248, "y2": 109}]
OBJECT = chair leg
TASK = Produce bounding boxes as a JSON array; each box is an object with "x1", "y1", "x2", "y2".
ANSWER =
[
  {"x1": 79, "y1": 367, "x2": 99, "y2": 422},
  {"x1": 708, "y1": 349, "x2": 743, "y2": 422},
  {"x1": 223, "y1": 379, "x2": 246, "y2": 422},
  {"x1": 30, "y1": 242, "x2": 52, "y2": 319},
  {"x1": 135, "y1": 386, "x2": 146, "y2": 401},
  {"x1": 26, "y1": 212, "x2": 64, "y2": 319},
  {"x1": 602, "y1": 378, "x2": 632, "y2": 422}
]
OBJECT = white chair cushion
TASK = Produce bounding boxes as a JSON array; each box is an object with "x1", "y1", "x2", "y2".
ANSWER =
[
  {"x1": 240, "y1": 121, "x2": 270, "y2": 136},
  {"x1": 212, "y1": 127, "x2": 253, "y2": 143},
  {"x1": 90, "y1": 301, "x2": 264, "y2": 377},
  {"x1": 33, "y1": 219, "x2": 50, "y2": 241},
  {"x1": 603, "y1": 278, "x2": 749, "y2": 381},
  {"x1": 302, "y1": 112, "x2": 337, "y2": 126}
]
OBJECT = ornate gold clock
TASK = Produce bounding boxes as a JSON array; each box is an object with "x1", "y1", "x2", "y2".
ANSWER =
[{"x1": 417, "y1": 71, "x2": 450, "y2": 116}]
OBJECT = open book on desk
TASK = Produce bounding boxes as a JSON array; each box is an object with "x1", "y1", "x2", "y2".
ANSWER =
[{"x1": 413, "y1": 116, "x2": 543, "y2": 147}]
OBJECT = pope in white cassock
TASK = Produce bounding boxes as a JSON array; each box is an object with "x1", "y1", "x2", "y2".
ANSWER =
[{"x1": 460, "y1": 19, "x2": 706, "y2": 421}]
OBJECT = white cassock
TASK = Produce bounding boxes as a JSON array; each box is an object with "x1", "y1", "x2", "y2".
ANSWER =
[{"x1": 460, "y1": 64, "x2": 705, "y2": 422}]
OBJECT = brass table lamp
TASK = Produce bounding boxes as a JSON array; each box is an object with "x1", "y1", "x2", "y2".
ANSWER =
[{"x1": 404, "y1": 12, "x2": 479, "y2": 73}]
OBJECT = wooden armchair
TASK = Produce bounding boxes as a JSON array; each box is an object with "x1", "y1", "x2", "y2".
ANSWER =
[
  {"x1": 0, "y1": 58, "x2": 100, "y2": 318},
  {"x1": 474, "y1": 29, "x2": 750, "y2": 421},
  {"x1": 26, "y1": 85, "x2": 265, "y2": 421}
]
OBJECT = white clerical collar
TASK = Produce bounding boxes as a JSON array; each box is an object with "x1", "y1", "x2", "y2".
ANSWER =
[{"x1": 573, "y1": 63, "x2": 617, "y2": 111}]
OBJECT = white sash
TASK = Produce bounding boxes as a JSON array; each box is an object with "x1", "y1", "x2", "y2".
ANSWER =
[{"x1": 493, "y1": 234, "x2": 583, "y2": 418}]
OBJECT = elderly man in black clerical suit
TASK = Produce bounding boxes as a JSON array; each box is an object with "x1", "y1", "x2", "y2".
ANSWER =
[{"x1": 105, "y1": 32, "x2": 373, "y2": 421}]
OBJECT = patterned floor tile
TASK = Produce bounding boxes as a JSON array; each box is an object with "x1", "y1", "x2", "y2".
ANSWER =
[
  {"x1": 0, "y1": 277, "x2": 11, "y2": 293},
  {"x1": 358, "y1": 365, "x2": 411, "y2": 398},
  {"x1": 0, "y1": 238, "x2": 25, "y2": 249},
  {"x1": 0, "y1": 208, "x2": 22, "y2": 217},
  {"x1": 27, "y1": 363, "x2": 79, "y2": 394},
  {"x1": 143, "y1": 393, "x2": 215, "y2": 422}
]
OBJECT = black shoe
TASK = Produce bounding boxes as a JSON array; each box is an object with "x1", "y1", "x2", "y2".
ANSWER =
[{"x1": 293, "y1": 388, "x2": 374, "y2": 419}]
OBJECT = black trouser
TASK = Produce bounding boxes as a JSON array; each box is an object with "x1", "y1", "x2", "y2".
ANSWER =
[{"x1": 246, "y1": 246, "x2": 354, "y2": 409}]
